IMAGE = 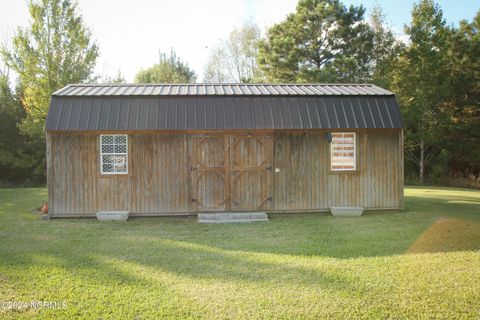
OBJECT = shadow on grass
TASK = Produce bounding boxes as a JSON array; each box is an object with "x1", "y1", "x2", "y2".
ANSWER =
[
  {"x1": 1, "y1": 216, "x2": 479, "y2": 295},
  {"x1": 1, "y1": 187, "x2": 480, "y2": 291},
  {"x1": 0, "y1": 249, "x2": 148, "y2": 288},
  {"x1": 0, "y1": 232, "x2": 359, "y2": 295},
  {"x1": 22, "y1": 215, "x2": 477, "y2": 290},
  {"x1": 106, "y1": 237, "x2": 356, "y2": 289}
]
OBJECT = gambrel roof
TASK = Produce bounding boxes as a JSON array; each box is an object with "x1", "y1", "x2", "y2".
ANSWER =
[{"x1": 46, "y1": 83, "x2": 403, "y2": 131}]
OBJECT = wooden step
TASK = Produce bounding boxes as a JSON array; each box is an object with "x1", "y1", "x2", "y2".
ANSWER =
[{"x1": 198, "y1": 212, "x2": 269, "y2": 223}]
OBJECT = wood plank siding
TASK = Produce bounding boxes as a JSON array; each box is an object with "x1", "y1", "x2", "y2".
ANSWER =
[
  {"x1": 47, "y1": 130, "x2": 403, "y2": 216},
  {"x1": 48, "y1": 133, "x2": 190, "y2": 216},
  {"x1": 273, "y1": 131, "x2": 403, "y2": 211}
]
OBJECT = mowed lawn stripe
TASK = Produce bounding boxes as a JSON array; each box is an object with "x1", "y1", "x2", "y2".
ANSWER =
[{"x1": 0, "y1": 186, "x2": 479, "y2": 319}]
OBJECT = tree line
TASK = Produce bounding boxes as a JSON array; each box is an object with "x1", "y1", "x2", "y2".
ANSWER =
[{"x1": 0, "y1": 0, "x2": 479, "y2": 187}]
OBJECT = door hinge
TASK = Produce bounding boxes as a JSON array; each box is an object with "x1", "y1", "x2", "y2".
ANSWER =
[
  {"x1": 267, "y1": 196, "x2": 272, "y2": 201},
  {"x1": 266, "y1": 166, "x2": 272, "y2": 171},
  {"x1": 191, "y1": 198, "x2": 198, "y2": 203}
]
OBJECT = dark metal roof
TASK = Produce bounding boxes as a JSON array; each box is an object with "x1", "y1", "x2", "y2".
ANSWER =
[
  {"x1": 53, "y1": 83, "x2": 394, "y2": 96},
  {"x1": 46, "y1": 84, "x2": 403, "y2": 131}
]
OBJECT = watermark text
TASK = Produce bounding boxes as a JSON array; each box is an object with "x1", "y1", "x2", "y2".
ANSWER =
[{"x1": 0, "y1": 301, "x2": 67, "y2": 311}]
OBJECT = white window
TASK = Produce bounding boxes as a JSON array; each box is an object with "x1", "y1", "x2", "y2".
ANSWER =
[
  {"x1": 331, "y1": 132, "x2": 356, "y2": 171},
  {"x1": 100, "y1": 135, "x2": 128, "y2": 174}
]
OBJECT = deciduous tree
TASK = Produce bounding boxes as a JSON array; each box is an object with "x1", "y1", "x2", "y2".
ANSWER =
[
  {"x1": 368, "y1": 6, "x2": 404, "y2": 88},
  {"x1": 442, "y1": 11, "x2": 480, "y2": 180},
  {"x1": 1, "y1": 0, "x2": 99, "y2": 181},
  {"x1": 204, "y1": 23, "x2": 261, "y2": 83},
  {"x1": 0, "y1": 71, "x2": 37, "y2": 184},
  {"x1": 391, "y1": 0, "x2": 451, "y2": 184},
  {"x1": 135, "y1": 50, "x2": 196, "y2": 83},
  {"x1": 98, "y1": 69, "x2": 126, "y2": 84}
]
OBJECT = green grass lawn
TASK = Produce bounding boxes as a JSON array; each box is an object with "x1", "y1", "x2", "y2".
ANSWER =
[{"x1": 0, "y1": 187, "x2": 479, "y2": 319}]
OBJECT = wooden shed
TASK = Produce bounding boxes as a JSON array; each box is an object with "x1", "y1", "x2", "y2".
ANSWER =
[{"x1": 45, "y1": 83, "x2": 404, "y2": 217}]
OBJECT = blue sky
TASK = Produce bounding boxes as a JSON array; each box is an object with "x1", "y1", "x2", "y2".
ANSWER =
[
  {"x1": 343, "y1": 0, "x2": 478, "y2": 33},
  {"x1": 0, "y1": 0, "x2": 478, "y2": 82}
]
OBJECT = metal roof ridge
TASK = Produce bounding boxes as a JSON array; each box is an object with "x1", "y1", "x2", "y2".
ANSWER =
[
  {"x1": 52, "y1": 85, "x2": 72, "y2": 95},
  {"x1": 60, "y1": 82, "x2": 378, "y2": 86},
  {"x1": 51, "y1": 83, "x2": 395, "y2": 97}
]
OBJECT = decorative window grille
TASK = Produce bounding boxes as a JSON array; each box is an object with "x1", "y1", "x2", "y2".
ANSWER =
[
  {"x1": 100, "y1": 135, "x2": 128, "y2": 174},
  {"x1": 331, "y1": 132, "x2": 356, "y2": 171}
]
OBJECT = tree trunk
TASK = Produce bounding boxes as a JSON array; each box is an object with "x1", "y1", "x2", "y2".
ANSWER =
[{"x1": 419, "y1": 138, "x2": 425, "y2": 184}]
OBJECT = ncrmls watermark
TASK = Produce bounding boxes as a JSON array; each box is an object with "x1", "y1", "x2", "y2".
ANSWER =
[{"x1": 0, "y1": 301, "x2": 67, "y2": 311}]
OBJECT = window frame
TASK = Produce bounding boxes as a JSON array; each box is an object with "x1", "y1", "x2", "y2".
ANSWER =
[
  {"x1": 99, "y1": 134, "x2": 129, "y2": 175},
  {"x1": 330, "y1": 132, "x2": 357, "y2": 172}
]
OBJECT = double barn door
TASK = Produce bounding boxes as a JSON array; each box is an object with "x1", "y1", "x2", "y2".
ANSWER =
[{"x1": 190, "y1": 134, "x2": 273, "y2": 211}]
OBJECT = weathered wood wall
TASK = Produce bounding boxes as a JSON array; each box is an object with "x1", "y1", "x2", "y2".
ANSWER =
[
  {"x1": 47, "y1": 133, "x2": 189, "y2": 216},
  {"x1": 273, "y1": 131, "x2": 403, "y2": 211},
  {"x1": 47, "y1": 130, "x2": 403, "y2": 216}
]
